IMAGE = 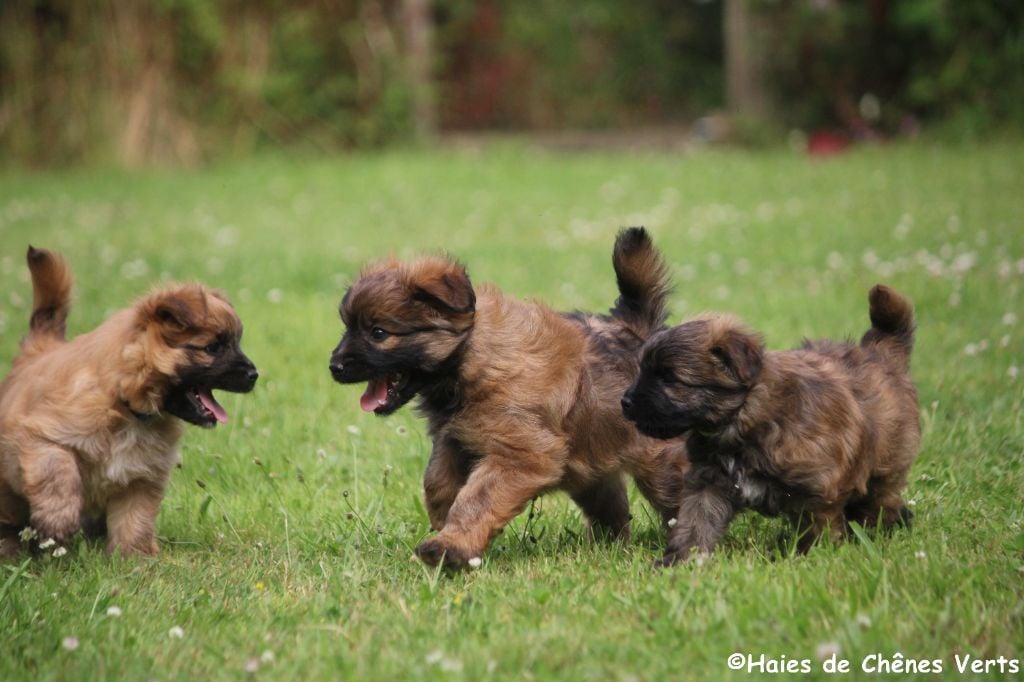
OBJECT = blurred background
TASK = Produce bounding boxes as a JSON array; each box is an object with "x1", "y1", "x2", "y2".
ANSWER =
[{"x1": 1, "y1": 0, "x2": 1021, "y2": 167}]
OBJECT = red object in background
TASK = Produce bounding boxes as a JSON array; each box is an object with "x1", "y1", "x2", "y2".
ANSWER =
[{"x1": 806, "y1": 130, "x2": 851, "y2": 156}]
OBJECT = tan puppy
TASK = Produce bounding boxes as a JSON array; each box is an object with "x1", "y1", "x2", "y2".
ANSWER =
[
  {"x1": 0, "y1": 247, "x2": 258, "y2": 558},
  {"x1": 330, "y1": 228, "x2": 689, "y2": 568},
  {"x1": 623, "y1": 285, "x2": 920, "y2": 564}
]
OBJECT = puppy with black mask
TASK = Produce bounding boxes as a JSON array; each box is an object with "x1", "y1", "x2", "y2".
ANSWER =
[
  {"x1": 0, "y1": 247, "x2": 258, "y2": 558},
  {"x1": 622, "y1": 285, "x2": 920, "y2": 565}
]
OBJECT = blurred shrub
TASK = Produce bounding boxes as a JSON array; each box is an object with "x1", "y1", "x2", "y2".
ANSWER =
[
  {"x1": 766, "y1": 0, "x2": 1024, "y2": 135},
  {"x1": 435, "y1": 0, "x2": 723, "y2": 129},
  {"x1": 0, "y1": 0, "x2": 416, "y2": 165}
]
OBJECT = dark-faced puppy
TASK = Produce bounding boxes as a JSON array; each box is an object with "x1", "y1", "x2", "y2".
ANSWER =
[
  {"x1": 0, "y1": 247, "x2": 258, "y2": 559},
  {"x1": 623, "y1": 285, "x2": 920, "y2": 564},
  {"x1": 330, "y1": 228, "x2": 689, "y2": 568}
]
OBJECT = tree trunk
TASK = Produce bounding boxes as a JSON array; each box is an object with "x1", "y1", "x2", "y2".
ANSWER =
[
  {"x1": 724, "y1": 0, "x2": 770, "y2": 120},
  {"x1": 401, "y1": 0, "x2": 435, "y2": 139}
]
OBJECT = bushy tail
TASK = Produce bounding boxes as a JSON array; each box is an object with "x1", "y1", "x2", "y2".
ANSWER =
[
  {"x1": 860, "y1": 284, "x2": 914, "y2": 369},
  {"x1": 24, "y1": 246, "x2": 73, "y2": 349},
  {"x1": 609, "y1": 227, "x2": 672, "y2": 337}
]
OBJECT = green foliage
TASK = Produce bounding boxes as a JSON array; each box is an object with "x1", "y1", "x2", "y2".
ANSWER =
[
  {"x1": 434, "y1": 0, "x2": 723, "y2": 128},
  {"x1": 0, "y1": 141, "x2": 1022, "y2": 678},
  {"x1": 768, "y1": 0, "x2": 1024, "y2": 133},
  {"x1": 0, "y1": 1, "x2": 417, "y2": 165}
]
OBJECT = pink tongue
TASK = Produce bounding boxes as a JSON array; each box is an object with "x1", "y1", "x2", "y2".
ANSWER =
[
  {"x1": 198, "y1": 389, "x2": 229, "y2": 424},
  {"x1": 360, "y1": 378, "x2": 389, "y2": 412}
]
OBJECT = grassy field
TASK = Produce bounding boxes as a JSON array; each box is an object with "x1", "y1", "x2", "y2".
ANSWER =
[{"x1": 0, "y1": 141, "x2": 1021, "y2": 680}]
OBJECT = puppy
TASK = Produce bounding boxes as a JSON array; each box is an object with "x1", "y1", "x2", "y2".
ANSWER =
[
  {"x1": 330, "y1": 228, "x2": 689, "y2": 568},
  {"x1": 622, "y1": 285, "x2": 919, "y2": 564},
  {"x1": 0, "y1": 247, "x2": 258, "y2": 558}
]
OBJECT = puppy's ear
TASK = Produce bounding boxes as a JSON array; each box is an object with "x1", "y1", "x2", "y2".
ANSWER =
[
  {"x1": 711, "y1": 329, "x2": 764, "y2": 385},
  {"x1": 141, "y1": 288, "x2": 205, "y2": 334},
  {"x1": 411, "y1": 260, "x2": 475, "y2": 314}
]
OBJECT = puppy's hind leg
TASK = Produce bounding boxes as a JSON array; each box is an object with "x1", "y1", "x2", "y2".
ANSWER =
[
  {"x1": 570, "y1": 474, "x2": 631, "y2": 542},
  {"x1": 21, "y1": 444, "x2": 83, "y2": 542},
  {"x1": 793, "y1": 505, "x2": 847, "y2": 554},
  {"x1": 106, "y1": 480, "x2": 165, "y2": 556},
  {"x1": 846, "y1": 481, "x2": 913, "y2": 533},
  {"x1": 633, "y1": 443, "x2": 689, "y2": 525}
]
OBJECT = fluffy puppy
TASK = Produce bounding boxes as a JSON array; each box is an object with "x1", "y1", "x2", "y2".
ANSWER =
[
  {"x1": 0, "y1": 247, "x2": 258, "y2": 558},
  {"x1": 330, "y1": 228, "x2": 689, "y2": 568},
  {"x1": 622, "y1": 285, "x2": 919, "y2": 564}
]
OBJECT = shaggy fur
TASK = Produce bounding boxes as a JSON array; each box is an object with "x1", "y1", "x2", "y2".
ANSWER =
[
  {"x1": 0, "y1": 247, "x2": 258, "y2": 558},
  {"x1": 330, "y1": 228, "x2": 689, "y2": 568},
  {"x1": 622, "y1": 284, "x2": 920, "y2": 564}
]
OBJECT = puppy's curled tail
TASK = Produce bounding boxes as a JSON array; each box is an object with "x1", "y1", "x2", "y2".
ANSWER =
[
  {"x1": 860, "y1": 284, "x2": 915, "y2": 369},
  {"x1": 25, "y1": 246, "x2": 73, "y2": 346},
  {"x1": 609, "y1": 227, "x2": 672, "y2": 337}
]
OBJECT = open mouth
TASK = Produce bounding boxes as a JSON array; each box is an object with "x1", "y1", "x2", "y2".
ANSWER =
[
  {"x1": 191, "y1": 387, "x2": 229, "y2": 425},
  {"x1": 164, "y1": 384, "x2": 231, "y2": 428},
  {"x1": 360, "y1": 373, "x2": 408, "y2": 414}
]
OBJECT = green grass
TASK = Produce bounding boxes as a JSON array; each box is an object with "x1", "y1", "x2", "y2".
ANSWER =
[{"x1": 0, "y1": 141, "x2": 1022, "y2": 680}]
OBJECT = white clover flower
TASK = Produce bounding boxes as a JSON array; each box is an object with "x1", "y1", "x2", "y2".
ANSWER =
[
  {"x1": 915, "y1": 550, "x2": 926, "y2": 560},
  {"x1": 244, "y1": 658, "x2": 260, "y2": 673},
  {"x1": 440, "y1": 658, "x2": 464, "y2": 673},
  {"x1": 169, "y1": 626, "x2": 185, "y2": 639},
  {"x1": 826, "y1": 252, "x2": 844, "y2": 270},
  {"x1": 260, "y1": 650, "x2": 275, "y2": 664},
  {"x1": 667, "y1": 517, "x2": 678, "y2": 528},
  {"x1": 38, "y1": 537, "x2": 56, "y2": 549},
  {"x1": 266, "y1": 289, "x2": 283, "y2": 304},
  {"x1": 468, "y1": 557, "x2": 482, "y2": 569},
  {"x1": 18, "y1": 526, "x2": 37, "y2": 543},
  {"x1": 52, "y1": 546, "x2": 67, "y2": 558},
  {"x1": 1000, "y1": 335, "x2": 1011, "y2": 348},
  {"x1": 120, "y1": 258, "x2": 150, "y2": 280},
  {"x1": 855, "y1": 614, "x2": 872, "y2": 628},
  {"x1": 815, "y1": 641, "x2": 841, "y2": 661},
  {"x1": 346, "y1": 425, "x2": 360, "y2": 435},
  {"x1": 107, "y1": 606, "x2": 122, "y2": 618},
  {"x1": 1009, "y1": 366, "x2": 1020, "y2": 380},
  {"x1": 963, "y1": 343, "x2": 979, "y2": 357},
  {"x1": 1003, "y1": 312, "x2": 1018, "y2": 326},
  {"x1": 425, "y1": 650, "x2": 444, "y2": 665},
  {"x1": 951, "y1": 252, "x2": 977, "y2": 274},
  {"x1": 907, "y1": 499, "x2": 917, "y2": 507},
  {"x1": 62, "y1": 636, "x2": 79, "y2": 651}
]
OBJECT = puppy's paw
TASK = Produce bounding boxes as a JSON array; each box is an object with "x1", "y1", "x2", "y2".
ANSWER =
[
  {"x1": 415, "y1": 537, "x2": 472, "y2": 569},
  {"x1": 0, "y1": 535, "x2": 20, "y2": 560},
  {"x1": 654, "y1": 546, "x2": 710, "y2": 569},
  {"x1": 30, "y1": 510, "x2": 80, "y2": 544}
]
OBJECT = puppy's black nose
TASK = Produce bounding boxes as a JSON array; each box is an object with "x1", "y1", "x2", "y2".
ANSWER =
[
  {"x1": 246, "y1": 367, "x2": 259, "y2": 384},
  {"x1": 329, "y1": 361, "x2": 344, "y2": 379},
  {"x1": 621, "y1": 394, "x2": 633, "y2": 412}
]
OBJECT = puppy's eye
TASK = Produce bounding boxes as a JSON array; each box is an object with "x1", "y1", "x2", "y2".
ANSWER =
[
  {"x1": 204, "y1": 341, "x2": 222, "y2": 354},
  {"x1": 370, "y1": 327, "x2": 388, "y2": 341}
]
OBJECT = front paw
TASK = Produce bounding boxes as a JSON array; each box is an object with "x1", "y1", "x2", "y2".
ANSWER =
[
  {"x1": 31, "y1": 510, "x2": 81, "y2": 543},
  {"x1": 415, "y1": 536, "x2": 472, "y2": 569},
  {"x1": 654, "y1": 545, "x2": 711, "y2": 569}
]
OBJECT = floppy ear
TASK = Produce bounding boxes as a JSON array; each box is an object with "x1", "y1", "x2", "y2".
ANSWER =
[
  {"x1": 412, "y1": 261, "x2": 476, "y2": 314},
  {"x1": 142, "y1": 289, "x2": 203, "y2": 333},
  {"x1": 711, "y1": 329, "x2": 764, "y2": 385}
]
